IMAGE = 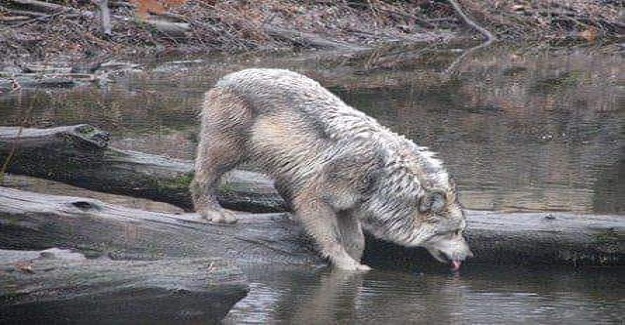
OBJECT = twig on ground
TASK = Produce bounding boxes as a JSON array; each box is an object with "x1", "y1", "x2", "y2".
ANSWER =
[
  {"x1": 9, "y1": 8, "x2": 72, "y2": 28},
  {"x1": 447, "y1": 0, "x2": 496, "y2": 42}
]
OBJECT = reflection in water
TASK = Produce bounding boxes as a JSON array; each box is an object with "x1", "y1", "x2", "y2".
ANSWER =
[
  {"x1": 226, "y1": 265, "x2": 624, "y2": 324},
  {"x1": 340, "y1": 85, "x2": 622, "y2": 213}
]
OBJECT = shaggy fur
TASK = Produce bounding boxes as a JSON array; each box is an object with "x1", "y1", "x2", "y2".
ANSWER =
[{"x1": 191, "y1": 68, "x2": 472, "y2": 271}]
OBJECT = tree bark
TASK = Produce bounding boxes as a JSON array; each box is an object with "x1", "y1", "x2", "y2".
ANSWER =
[
  {"x1": 0, "y1": 124, "x2": 623, "y2": 266},
  {"x1": 0, "y1": 248, "x2": 248, "y2": 323}
]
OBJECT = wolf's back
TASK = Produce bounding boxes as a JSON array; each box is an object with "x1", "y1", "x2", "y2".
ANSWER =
[{"x1": 215, "y1": 69, "x2": 350, "y2": 117}]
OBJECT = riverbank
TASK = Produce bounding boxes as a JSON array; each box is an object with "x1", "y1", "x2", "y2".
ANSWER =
[{"x1": 1, "y1": 0, "x2": 623, "y2": 67}]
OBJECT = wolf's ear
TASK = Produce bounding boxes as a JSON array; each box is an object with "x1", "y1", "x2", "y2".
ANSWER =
[{"x1": 418, "y1": 191, "x2": 446, "y2": 213}]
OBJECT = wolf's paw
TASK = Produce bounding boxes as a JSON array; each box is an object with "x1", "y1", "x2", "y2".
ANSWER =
[
  {"x1": 199, "y1": 208, "x2": 238, "y2": 224},
  {"x1": 334, "y1": 258, "x2": 372, "y2": 272},
  {"x1": 354, "y1": 263, "x2": 372, "y2": 271}
]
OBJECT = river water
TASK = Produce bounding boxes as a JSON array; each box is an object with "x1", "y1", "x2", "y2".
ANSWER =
[
  {"x1": 225, "y1": 264, "x2": 623, "y2": 324},
  {"x1": 1, "y1": 44, "x2": 623, "y2": 323}
]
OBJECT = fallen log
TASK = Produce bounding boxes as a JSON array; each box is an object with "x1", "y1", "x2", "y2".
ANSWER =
[
  {"x1": 0, "y1": 124, "x2": 623, "y2": 266},
  {"x1": 0, "y1": 248, "x2": 248, "y2": 323},
  {"x1": 367, "y1": 211, "x2": 624, "y2": 268},
  {"x1": 0, "y1": 124, "x2": 287, "y2": 212},
  {"x1": 0, "y1": 183, "x2": 623, "y2": 267},
  {"x1": 0, "y1": 186, "x2": 318, "y2": 265}
]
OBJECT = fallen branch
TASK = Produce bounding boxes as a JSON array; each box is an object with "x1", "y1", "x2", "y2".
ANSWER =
[
  {"x1": 0, "y1": 16, "x2": 30, "y2": 22},
  {"x1": 264, "y1": 26, "x2": 369, "y2": 51},
  {"x1": 9, "y1": 0, "x2": 74, "y2": 14},
  {"x1": 8, "y1": 7, "x2": 73, "y2": 28},
  {"x1": 0, "y1": 5, "x2": 47, "y2": 18},
  {"x1": 7, "y1": 0, "x2": 97, "y2": 24},
  {"x1": 0, "y1": 248, "x2": 248, "y2": 323},
  {"x1": 442, "y1": 1, "x2": 496, "y2": 78}
]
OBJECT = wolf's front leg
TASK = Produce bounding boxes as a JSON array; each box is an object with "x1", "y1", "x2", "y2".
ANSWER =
[
  {"x1": 337, "y1": 210, "x2": 366, "y2": 262},
  {"x1": 293, "y1": 193, "x2": 371, "y2": 271}
]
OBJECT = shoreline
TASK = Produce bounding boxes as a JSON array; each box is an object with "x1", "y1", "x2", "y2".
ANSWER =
[{"x1": 1, "y1": 0, "x2": 622, "y2": 67}]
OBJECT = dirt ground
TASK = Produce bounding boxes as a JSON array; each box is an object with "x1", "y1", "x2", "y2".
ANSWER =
[{"x1": 0, "y1": 0, "x2": 623, "y2": 67}]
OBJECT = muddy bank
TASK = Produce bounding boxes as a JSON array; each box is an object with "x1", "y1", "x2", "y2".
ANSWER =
[{"x1": 1, "y1": 0, "x2": 623, "y2": 68}]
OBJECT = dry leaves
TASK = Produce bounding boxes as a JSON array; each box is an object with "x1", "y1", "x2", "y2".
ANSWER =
[{"x1": 130, "y1": 0, "x2": 187, "y2": 19}]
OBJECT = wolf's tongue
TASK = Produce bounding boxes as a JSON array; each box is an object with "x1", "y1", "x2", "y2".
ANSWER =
[{"x1": 451, "y1": 260, "x2": 462, "y2": 271}]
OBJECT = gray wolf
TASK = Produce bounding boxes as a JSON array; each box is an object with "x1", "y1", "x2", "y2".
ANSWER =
[{"x1": 191, "y1": 68, "x2": 473, "y2": 271}]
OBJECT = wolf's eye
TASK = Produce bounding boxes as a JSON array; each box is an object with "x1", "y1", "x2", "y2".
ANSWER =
[
  {"x1": 418, "y1": 191, "x2": 447, "y2": 213},
  {"x1": 453, "y1": 229, "x2": 461, "y2": 236}
]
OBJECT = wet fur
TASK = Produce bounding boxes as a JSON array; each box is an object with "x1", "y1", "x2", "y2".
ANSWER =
[{"x1": 191, "y1": 68, "x2": 472, "y2": 270}]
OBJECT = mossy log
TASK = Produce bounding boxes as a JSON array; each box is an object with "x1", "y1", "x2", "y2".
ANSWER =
[
  {"x1": 0, "y1": 248, "x2": 248, "y2": 323},
  {"x1": 0, "y1": 124, "x2": 623, "y2": 266}
]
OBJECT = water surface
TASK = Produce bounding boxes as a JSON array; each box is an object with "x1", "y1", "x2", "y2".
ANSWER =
[{"x1": 225, "y1": 264, "x2": 623, "y2": 324}]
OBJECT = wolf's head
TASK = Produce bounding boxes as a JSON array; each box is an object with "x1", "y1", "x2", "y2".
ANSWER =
[
  {"x1": 414, "y1": 188, "x2": 473, "y2": 270},
  {"x1": 360, "y1": 143, "x2": 473, "y2": 270}
]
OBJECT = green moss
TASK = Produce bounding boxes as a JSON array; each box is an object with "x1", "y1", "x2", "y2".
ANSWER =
[
  {"x1": 153, "y1": 172, "x2": 194, "y2": 191},
  {"x1": 76, "y1": 124, "x2": 96, "y2": 135},
  {"x1": 218, "y1": 182, "x2": 237, "y2": 195},
  {"x1": 594, "y1": 228, "x2": 621, "y2": 244}
]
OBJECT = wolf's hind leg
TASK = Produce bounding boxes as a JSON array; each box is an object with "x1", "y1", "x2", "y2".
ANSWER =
[
  {"x1": 190, "y1": 144, "x2": 240, "y2": 223},
  {"x1": 191, "y1": 89, "x2": 250, "y2": 224}
]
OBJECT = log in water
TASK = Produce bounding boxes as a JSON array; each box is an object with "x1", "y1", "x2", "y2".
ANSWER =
[{"x1": 0, "y1": 248, "x2": 248, "y2": 323}]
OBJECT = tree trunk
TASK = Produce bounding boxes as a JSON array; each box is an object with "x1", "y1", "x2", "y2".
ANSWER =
[
  {"x1": 0, "y1": 124, "x2": 623, "y2": 266},
  {"x1": 0, "y1": 248, "x2": 248, "y2": 323}
]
